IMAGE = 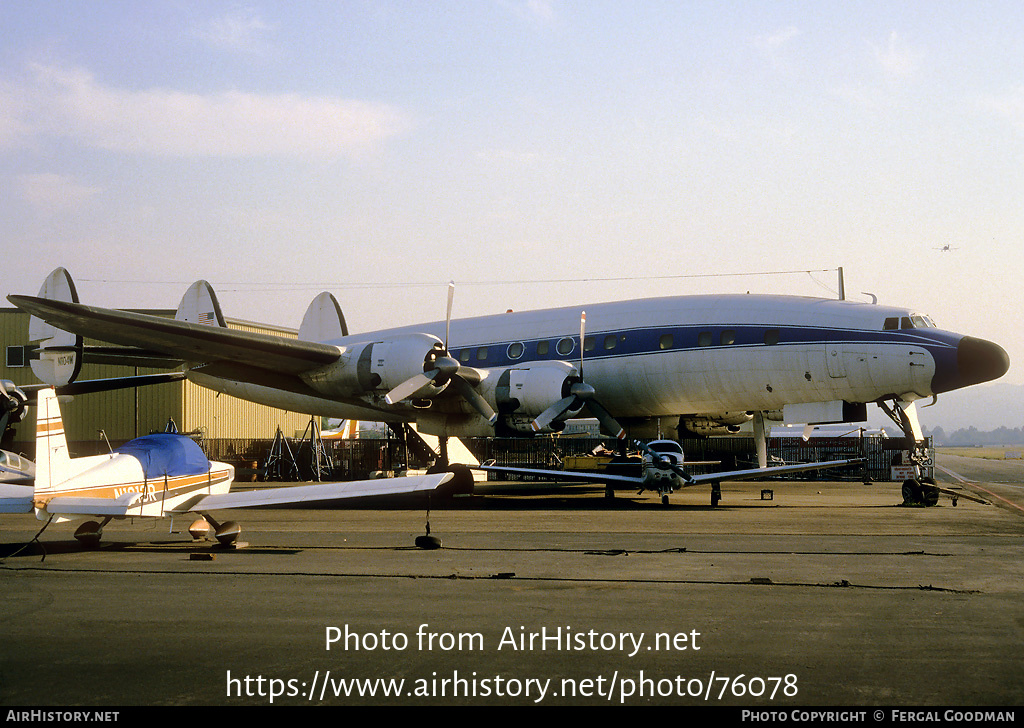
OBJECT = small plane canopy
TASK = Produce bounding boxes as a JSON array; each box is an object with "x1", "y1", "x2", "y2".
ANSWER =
[{"x1": 113, "y1": 434, "x2": 210, "y2": 479}]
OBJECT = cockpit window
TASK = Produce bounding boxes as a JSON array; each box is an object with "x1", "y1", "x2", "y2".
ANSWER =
[{"x1": 884, "y1": 314, "x2": 936, "y2": 331}]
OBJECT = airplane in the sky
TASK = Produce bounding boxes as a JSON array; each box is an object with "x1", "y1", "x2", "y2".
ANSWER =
[
  {"x1": 0, "y1": 387, "x2": 451, "y2": 546},
  {"x1": 8, "y1": 268, "x2": 1009, "y2": 504}
]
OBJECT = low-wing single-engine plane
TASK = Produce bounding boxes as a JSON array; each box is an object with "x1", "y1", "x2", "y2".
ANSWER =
[
  {"x1": 8, "y1": 268, "x2": 1009, "y2": 505},
  {"x1": 0, "y1": 388, "x2": 451, "y2": 546},
  {"x1": 479, "y1": 439, "x2": 861, "y2": 506}
]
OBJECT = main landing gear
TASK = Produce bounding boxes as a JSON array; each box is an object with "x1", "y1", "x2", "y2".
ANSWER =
[
  {"x1": 901, "y1": 476, "x2": 941, "y2": 507},
  {"x1": 190, "y1": 514, "x2": 246, "y2": 548},
  {"x1": 73, "y1": 517, "x2": 112, "y2": 547},
  {"x1": 877, "y1": 398, "x2": 940, "y2": 508}
]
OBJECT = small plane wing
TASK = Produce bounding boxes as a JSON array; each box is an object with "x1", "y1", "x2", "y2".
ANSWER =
[
  {"x1": 685, "y1": 459, "x2": 862, "y2": 484},
  {"x1": 477, "y1": 459, "x2": 862, "y2": 487},
  {"x1": 8, "y1": 295, "x2": 341, "y2": 374},
  {"x1": 44, "y1": 492, "x2": 144, "y2": 516},
  {"x1": 0, "y1": 484, "x2": 34, "y2": 513},
  {"x1": 171, "y1": 472, "x2": 453, "y2": 513}
]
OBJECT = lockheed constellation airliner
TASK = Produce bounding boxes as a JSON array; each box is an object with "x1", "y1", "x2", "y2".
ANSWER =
[{"x1": 8, "y1": 268, "x2": 1009, "y2": 503}]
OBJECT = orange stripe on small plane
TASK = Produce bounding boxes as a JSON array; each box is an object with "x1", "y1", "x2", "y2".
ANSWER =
[{"x1": 39, "y1": 471, "x2": 232, "y2": 504}]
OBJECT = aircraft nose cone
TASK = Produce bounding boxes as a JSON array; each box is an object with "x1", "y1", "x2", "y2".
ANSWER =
[{"x1": 955, "y1": 336, "x2": 1010, "y2": 389}]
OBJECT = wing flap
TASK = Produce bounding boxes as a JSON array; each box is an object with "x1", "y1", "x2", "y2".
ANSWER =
[
  {"x1": 177, "y1": 473, "x2": 453, "y2": 511},
  {"x1": 9, "y1": 296, "x2": 341, "y2": 375}
]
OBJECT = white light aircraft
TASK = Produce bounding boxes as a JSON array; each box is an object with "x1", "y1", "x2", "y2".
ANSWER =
[
  {"x1": 0, "y1": 388, "x2": 451, "y2": 546},
  {"x1": 8, "y1": 268, "x2": 1009, "y2": 504}
]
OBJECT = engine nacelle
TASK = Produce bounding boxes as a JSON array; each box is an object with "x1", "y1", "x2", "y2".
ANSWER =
[
  {"x1": 478, "y1": 362, "x2": 581, "y2": 432},
  {"x1": 301, "y1": 333, "x2": 446, "y2": 398}
]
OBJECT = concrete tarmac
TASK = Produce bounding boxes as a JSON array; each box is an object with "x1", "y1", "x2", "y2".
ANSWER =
[{"x1": 1, "y1": 455, "x2": 1022, "y2": 707}]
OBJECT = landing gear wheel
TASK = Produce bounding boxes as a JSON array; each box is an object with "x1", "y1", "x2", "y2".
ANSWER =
[
  {"x1": 661, "y1": 494, "x2": 669, "y2": 506},
  {"x1": 902, "y1": 479, "x2": 923, "y2": 506},
  {"x1": 919, "y1": 476, "x2": 939, "y2": 507},
  {"x1": 73, "y1": 520, "x2": 103, "y2": 547},
  {"x1": 711, "y1": 483, "x2": 722, "y2": 507}
]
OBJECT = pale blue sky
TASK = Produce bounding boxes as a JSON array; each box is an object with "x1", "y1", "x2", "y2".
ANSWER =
[{"x1": 2, "y1": 1, "x2": 1022, "y2": 389}]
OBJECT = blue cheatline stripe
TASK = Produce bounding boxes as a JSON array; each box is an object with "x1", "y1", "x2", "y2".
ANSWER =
[{"x1": 450, "y1": 324, "x2": 960, "y2": 369}]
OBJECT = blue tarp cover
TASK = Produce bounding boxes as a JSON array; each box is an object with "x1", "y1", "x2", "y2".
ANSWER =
[{"x1": 114, "y1": 434, "x2": 210, "y2": 479}]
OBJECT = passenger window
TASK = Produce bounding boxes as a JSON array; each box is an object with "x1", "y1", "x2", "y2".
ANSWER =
[
  {"x1": 476, "y1": 347, "x2": 488, "y2": 361},
  {"x1": 720, "y1": 330, "x2": 736, "y2": 346},
  {"x1": 556, "y1": 337, "x2": 575, "y2": 356},
  {"x1": 764, "y1": 329, "x2": 779, "y2": 346},
  {"x1": 659, "y1": 334, "x2": 673, "y2": 350},
  {"x1": 603, "y1": 335, "x2": 616, "y2": 350},
  {"x1": 584, "y1": 336, "x2": 596, "y2": 352},
  {"x1": 698, "y1": 332, "x2": 712, "y2": 347},
  {"x1": 537, "y1": 340, "x2": 549, "y2": 355},
  {"x1": 507, "y1": 342, "x2": 524, "y2": 359},
  {"x1": 459, "y1": 349, "x2": 472, "y2": 362}
]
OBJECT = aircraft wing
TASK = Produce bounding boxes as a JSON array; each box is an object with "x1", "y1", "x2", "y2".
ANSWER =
[
  {"x1": 43, "y1": 492, "x2": 143, "y2": 516},
  {"x1": 8, "y1": 295, "x2": 341, "y2": 374},
  {"x1": 0, "y1": 484, "x2": 34, "y2": 513},
  {"x1": 173, "y1": 472, "x2": 453, "y2": 512},
  {"x1": 686, "y1": 459, "x2": 863, "y2": 484},
  {"x1": 477, "y1": 459, "x2": 862, "y2": 487}
]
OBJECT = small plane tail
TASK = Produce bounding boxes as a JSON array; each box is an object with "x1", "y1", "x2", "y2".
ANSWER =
[
  {"x1": 299, "y1": 292, "x2": 349, "y2": 342},
  {"x1": 29, "y1": 268, "x2": 83, "y2": 386},
  {"x1": 33, "y1": 387, "x2": 71, "y2": 495},
  {"x1": 175, "y1": 280, "x2": 227, "y2": 327}
]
